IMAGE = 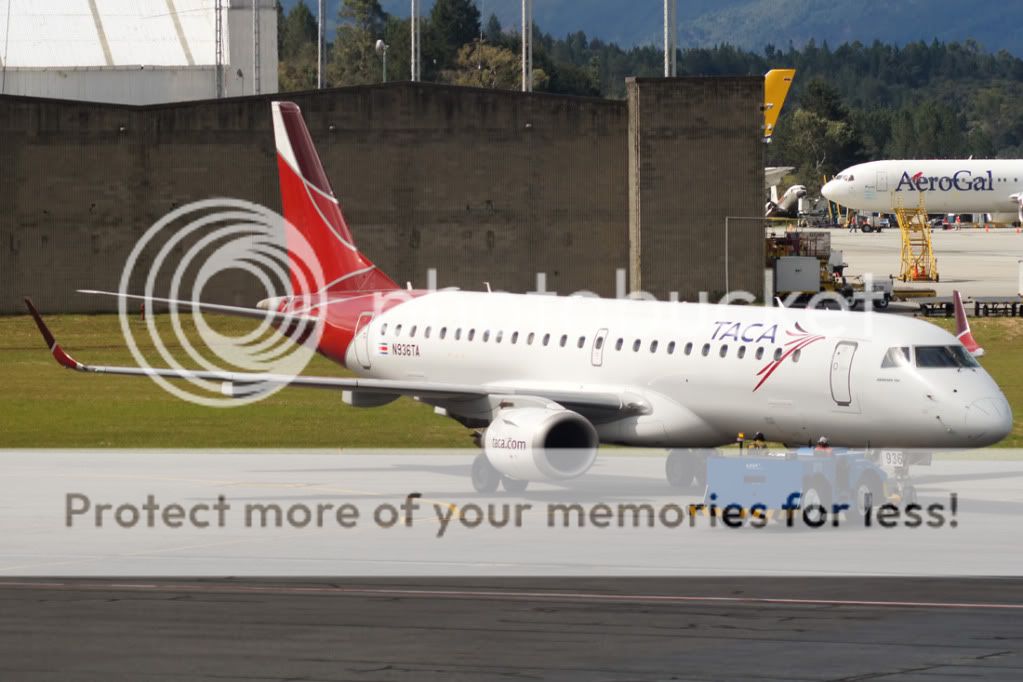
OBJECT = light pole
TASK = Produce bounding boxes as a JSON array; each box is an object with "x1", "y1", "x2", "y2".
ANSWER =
[{"x1": 375, "y1": 39, "x2": 389, "y2": 82}]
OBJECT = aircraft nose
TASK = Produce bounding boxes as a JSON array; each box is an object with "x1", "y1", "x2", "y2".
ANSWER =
[
  {"x1": 821, "y1": 180, "x2": 839, "y2": 201},
  {"x1": 963, "y1": 397, "x2": 1014, "y2": 445}
]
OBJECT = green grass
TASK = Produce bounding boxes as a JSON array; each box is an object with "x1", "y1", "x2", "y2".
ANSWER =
[
  {"x1": 0, "y1": 313, "x2": 468, "y2": 448},
  {"x1": 1, "y1": 313, "x2": 1021, "y2": 448}
]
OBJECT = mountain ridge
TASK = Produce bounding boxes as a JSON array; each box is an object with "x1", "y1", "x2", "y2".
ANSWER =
[{"x1": 282, "y1": 1, "x2": 1021, "y2": 57}]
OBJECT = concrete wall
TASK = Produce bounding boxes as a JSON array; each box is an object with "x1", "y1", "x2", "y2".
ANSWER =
[
  {"x1": 0, "y1": 83, "x2": 629, "y2": 313},
  {"x1": 0, "y1": 78, "x2": 762, "y2": 315},
  {"x1": 628, "y1": 77, "x2": 764, "y2": 301}
]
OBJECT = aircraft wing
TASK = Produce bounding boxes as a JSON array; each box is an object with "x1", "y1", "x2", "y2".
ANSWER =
[
  {"x1": 77, "y1": 289, "x2": 319, "y2": 324},
  {"x1": 25, "y1": 299, "x2": 647, "y2": 418}
]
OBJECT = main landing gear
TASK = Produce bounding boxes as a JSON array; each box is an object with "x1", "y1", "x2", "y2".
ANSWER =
[
  {"x1": 665, "y1": 450, "x2": 708, "y2": 490},
  {"x1": 471, "y1": 453, "x2": 529, "y2": 494}
]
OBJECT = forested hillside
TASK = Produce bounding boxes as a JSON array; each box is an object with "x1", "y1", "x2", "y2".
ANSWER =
[{"x1": 279, "y1": 1, "x2": 1023, "y2": 189}]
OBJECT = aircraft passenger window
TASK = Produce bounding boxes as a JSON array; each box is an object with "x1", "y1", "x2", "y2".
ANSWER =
[
  {"x1": 616, "y1": 338, "x2": 624, "y2": 351},
  {"x1": 440, "y1": 327, "x2": 447, "y2": 339},
  {"x1": 684, "y1": 342, "x2": 693, "y2": 355},
  {"x1": 527, "y1": 332, "x2": 534, "y2": 345},
  {"x1": 495, "y1": 331, "x2": 503, "y2": 343},
  {"x1": 395, "y1": 324, "x2": 403, "y2": 336},
  {"x1": 792, "y1": 349, "x2": 801, "y2": 362},
  {"x1": 755, "y1": 347, "x2": 764, "y2": 360},
  {"x1": 409, "y1": 326, "x2": 417, "y2": 338},
  {"x1": 650, "y1": 340, "x2": 658, "y2": 353},
  {"x1": 577, "y1": 336, "x2": 585, "y2": 349},
  {"x1": 560, "y1": 334, "x2": 568, "y2": 347},
  {"x1": 468, "y1": 329, "x2": 476, "y2": 341},
  {"x1": 511, "y1": 332, "x2": 518, "y2": 344},
  {"x1": 774, "y1": 348, "x2": 783, "y2": 361},
  {"x1": 667, "y1": 341, "x2": 675, "y2": 354},
  {"x1": 737, "y1": 346, "x2": 746, "y2": 359},
  {"x1": 380, "y1": 323, "x2": 388, "y2": 335},
  {"x1": 424, "y1": 327, "x2": 431, "y2": 339},
  {"x1": 455, "y1": 328, "x2": 462, "y2": 340},
  {"x1": 701, "y1": 344, "x2": 710, "y2": 357},
  {"x1": 720, "y1": 345, "x2": 728, "y2": 358},
  {"x1": 595, "y1": 336, "x2": 604, "y2": 350},
  {"x1": 881, "y1": 347, "x2": 911, "y2": 368},
  {"x1": 543, "y1": 334, "x2": 550, "y2": 346},
  {"x1": 482, "y1": 330, "x2": 490, "y2": 342},
  {"x1": 632, "y1": 339, "x2": 641, "y2": 352}
]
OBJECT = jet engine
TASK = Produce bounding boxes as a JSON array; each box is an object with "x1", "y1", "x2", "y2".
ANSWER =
[
  {"x1": 1014, "y1": 193, "x2": 1023, "y2": 225},
  {"x1": 483, "y1": 407, "x2": 599, "y2": 481}
]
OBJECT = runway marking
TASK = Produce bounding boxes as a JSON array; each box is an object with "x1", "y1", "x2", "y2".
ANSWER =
[{"x1": 0, "y1": 581, "x2": 1021, "y2": 611}]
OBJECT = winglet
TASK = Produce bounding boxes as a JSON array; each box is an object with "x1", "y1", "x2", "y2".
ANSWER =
[
  {"x1": 24, "y1": 298, "x2": 85, "y2": 370},
  {"x1": 952, "y1": 290, "x2": 984, "y2": 358}
]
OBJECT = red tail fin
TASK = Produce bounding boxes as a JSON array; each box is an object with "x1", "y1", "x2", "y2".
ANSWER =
[
  {"x1": 953, "y1": 290, "x2": 984, "y2": 357},
  {"x1": 272, "y1": 101, "x2": 397, "y2": 295}
]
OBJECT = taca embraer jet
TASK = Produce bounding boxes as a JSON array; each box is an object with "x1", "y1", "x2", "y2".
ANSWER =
[{"x1": 27, "y1": 102, "x2": 1013, "y2": 492}]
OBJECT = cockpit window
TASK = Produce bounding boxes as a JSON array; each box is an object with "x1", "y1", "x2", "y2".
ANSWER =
[
  {"x1": 914, "y1": 345, "x2": 980, "y2": 369},
  {"x1": 881, "y1": 346, "x2": 911, "y2": 368}
]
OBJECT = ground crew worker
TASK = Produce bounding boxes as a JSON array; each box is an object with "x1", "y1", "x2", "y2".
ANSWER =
[
  {"x1": 814, "y1": 436, "x2": 833, "y2": 455},
  {"x1": 750, "y1": 432, "x2": 767, "y2": 456}
]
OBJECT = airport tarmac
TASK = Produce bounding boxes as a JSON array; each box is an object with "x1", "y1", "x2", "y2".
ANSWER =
[
  {"x1": 0, "y1": 577, "x2": 1021, "y2": 680},
  {"x1": 1, "y1": 452, "x2": 1022, "y2": 679},
  {"x1": 828, "y1": 227, "x2": 1023, "y2": 298}
]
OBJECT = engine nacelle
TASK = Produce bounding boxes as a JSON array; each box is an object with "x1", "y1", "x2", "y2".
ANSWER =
[{"x1": 483, "y1": 407, "x2": 598, "y2": 481}]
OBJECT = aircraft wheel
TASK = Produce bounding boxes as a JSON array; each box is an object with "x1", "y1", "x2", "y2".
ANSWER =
[
  {"x1": 693, "y1": 453, "x2": 708, "y2": 488},
  {"x1": 666, "y1": 450, "x2": 697, "y2": 488},
  {"x1": 902, "y1": 483, "x2": 918, "y2": 506},
  {"x1": 853, "y1": 473, "x2": 883, "y2": 517},
  {"x1": 501, "y1": 477, "x2": 529, "y2": 493},
  {"x1": 801, "y1": 477, "x2": 832, "y2": 525},
  {"x1": 471, "y1": 453, "x2": 501, "y2": 493}
]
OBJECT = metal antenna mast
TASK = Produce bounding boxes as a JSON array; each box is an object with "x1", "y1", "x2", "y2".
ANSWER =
[
  {"x1": 411, "y1": 0, "x2": 421, "y2": 81},
  {"x1": 664, "y1": 0, "x2": 677, "y2": 77},
  {"x1": 317, "y1": 0, "x2": 325, "y2": 88},
  {"x1": 521, "y1": 0, "x2": 532, "y2": 92},
  {"x1": 252, "y1": 0, "x2": 261, "y2": 94},
  {"x1": 214, "y1": 0, "x2": 224, "y2": 97}
]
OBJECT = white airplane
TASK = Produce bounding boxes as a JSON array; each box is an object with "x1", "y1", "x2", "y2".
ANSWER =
[
  {"x1": 765, "y1": 183, "x2": 807, "y2": 218},
  {"x1": 25, "y1": 102, "x2": 1013, "y2": 493},
  {"x1": 823, "y1": 159, "x2": 1023, "y2": 223}
]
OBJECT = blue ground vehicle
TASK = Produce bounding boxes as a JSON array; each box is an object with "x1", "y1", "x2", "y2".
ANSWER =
[{"x1": 702, "y1": 448, "x2": 903, "y2": 521}]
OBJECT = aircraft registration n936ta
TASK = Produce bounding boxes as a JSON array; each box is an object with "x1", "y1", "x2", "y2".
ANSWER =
[
  {"x1": 822, "y1": 159, "x2": 1023, "y2": 221},
  {"x1": 26, "y1": 102, "x2": 1013, "y2": 492}
]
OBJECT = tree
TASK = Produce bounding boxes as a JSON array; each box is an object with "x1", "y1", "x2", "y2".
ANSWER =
[
  {"x1": 278, "y1": 1, "x2": 320, "y2": 92},
  {"x1": 329, "y1": 0, "x2": 389, "y2": 86},
  {"x1": 483, "y1": 13, "x2": 502, "y2": 44},
  {"x1": 426, "y1": 0, "x2": 481, "y2": 74},
  {"x1": 281, "y1": 0, "x2": 317, "y2": 60},
  {"x1": 443, "y1": 41, "x2": 520, "y2": 90}
]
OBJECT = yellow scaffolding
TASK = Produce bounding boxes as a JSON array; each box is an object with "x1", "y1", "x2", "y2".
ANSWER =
[{"x1": 894, "y1": 194, "x2": 938, "y2": 282}]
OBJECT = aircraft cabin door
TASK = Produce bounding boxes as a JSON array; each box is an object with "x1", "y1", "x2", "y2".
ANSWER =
[
  {"x1": 876, "y1": 170, "x2": 888, "y2": 192},
  {"x1": 591, "y1": 328, "x2": 609, "y2": 367},
  {"x1": 829, "y1": 341, "x2": 857, "y2": 407},
  {"x1": 354, "y1": 312, "x2": 374, "y2": 369}
]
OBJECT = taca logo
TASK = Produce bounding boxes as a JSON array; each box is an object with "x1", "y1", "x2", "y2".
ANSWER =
[{"x1": 895, "y1": 170, "x2": 994, "y2": 192}]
